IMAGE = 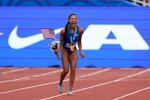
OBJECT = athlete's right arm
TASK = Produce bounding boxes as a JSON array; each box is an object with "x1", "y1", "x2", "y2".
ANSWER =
[
  {"x1": 59, "y1": 28, "x2": 65, "y2": 48},
  {"x1": 53, "y1": 29, "x2": 65, "y2": 60}
]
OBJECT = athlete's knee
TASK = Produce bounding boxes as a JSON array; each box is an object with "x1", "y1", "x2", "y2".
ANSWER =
[
  {"x1": 63, "y1": 67, "x2": 69, "y2": 74},
  {"x1": 70, "y1": 66, "x2": 76, "y2": 74}
]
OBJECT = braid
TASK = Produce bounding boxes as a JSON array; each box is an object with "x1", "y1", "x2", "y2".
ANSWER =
[{"x1": 65, "y1": 22, "x2": 69, "y2": 34}]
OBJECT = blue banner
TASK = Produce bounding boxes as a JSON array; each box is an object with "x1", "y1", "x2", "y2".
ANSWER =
[{"x1": 0, "y1": 7, "x2": 150, "y2": 68}]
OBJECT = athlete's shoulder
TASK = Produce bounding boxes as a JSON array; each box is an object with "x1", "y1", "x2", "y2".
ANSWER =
[
  {"x1": 60, "y1": 28, "x2": 65, "y2": 35},
  {"x1": 78, "y1": 26, "x2": 84, "y2": 34}
]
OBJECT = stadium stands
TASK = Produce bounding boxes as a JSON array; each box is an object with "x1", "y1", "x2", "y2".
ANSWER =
[
  {"x1": 0, "y1": 0, "x2": 141, "y2": 7},
  {"x1": 127, "y1": 0, "x2": 150, "y2": 6}
]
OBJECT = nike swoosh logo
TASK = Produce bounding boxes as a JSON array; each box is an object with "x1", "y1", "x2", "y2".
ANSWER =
[{"x1": 8, "y1": 26, "x2": 62, "y2": 49}]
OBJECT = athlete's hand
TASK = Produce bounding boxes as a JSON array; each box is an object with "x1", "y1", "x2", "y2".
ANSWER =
[
  {"x1": 80, "y1": 51, "x2": 85, "y2": 58},
  {"x1": 54, "y1": 51, "x2": 60, "y2": 60},
  {"x1": 54, "y1": 45, "x2": 61, "y2": 60}
]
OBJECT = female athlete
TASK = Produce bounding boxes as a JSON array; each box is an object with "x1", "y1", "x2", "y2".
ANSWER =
[{"x1": 58, "y1": 13, "x2": 85, "y2": 96}]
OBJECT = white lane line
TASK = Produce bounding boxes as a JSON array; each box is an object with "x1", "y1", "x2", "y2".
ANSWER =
[
  {"x1": 40, "y1": 69, "x2": 150, "y2": 100},
  {"x1": 78, "y1": 68, "x2": 110, "y2": 79},
  {"x1": 0, "y1": 69, "x2": 62, "y2": 84},
  {"x1": 0, "y1": 68, "x2": 110, "y2": 95},
  {"x1": 113, "y1": 86, "x2": 150, "y2": 100},
  {"x1": 79, "y1": 68, "x2": 110, "y2": 80},
  {"x1": 0, "y1": 68, "x2": 29, "y2": 75}
]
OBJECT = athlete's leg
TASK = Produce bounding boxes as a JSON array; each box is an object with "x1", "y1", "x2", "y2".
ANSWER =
[
  {"x1": 68, "y1": 48, "x2": 78, "y2": 95},
  {"x1": 59, "y1": 47, "x2": 69, "y2": 85},
  {"x1": 58, "y1": 47, "x2": 69, "y2": 93}
]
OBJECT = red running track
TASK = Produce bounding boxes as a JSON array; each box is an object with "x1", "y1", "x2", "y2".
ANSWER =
[{"x1": 0, "y1": 67, "x2": 150, "y2": 100}]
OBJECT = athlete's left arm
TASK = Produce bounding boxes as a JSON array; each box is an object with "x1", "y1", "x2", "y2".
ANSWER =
[{"x1": 78, "y1": 27, "x2": 85, "y2": 58}]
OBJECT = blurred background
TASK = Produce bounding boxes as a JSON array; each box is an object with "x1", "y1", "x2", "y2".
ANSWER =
[{"x1": 0, "y1": 0, "x2": 150, "y2": 68}]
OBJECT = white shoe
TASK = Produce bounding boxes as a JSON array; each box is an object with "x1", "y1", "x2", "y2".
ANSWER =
[
  {"x1": 58, "y1": 85, "x2": 63, "y2": 94},
  {"x1": 68, "y1": 90, "x2": 73, "y2": 96}
]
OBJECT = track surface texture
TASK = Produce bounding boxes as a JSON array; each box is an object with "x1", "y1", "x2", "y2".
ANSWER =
[{"x1": 0, "y1": 67, "x2": 150, "y2": 100}]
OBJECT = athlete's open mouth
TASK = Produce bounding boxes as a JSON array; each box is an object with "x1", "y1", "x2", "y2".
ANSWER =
[{"x1": 71, "y1": 21, "x2": 77, "y2": 24}]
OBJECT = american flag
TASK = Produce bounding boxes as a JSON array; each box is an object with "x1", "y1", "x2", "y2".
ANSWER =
[{"x1": 41, "y1": 28, "x2": 56, "y2": 39}]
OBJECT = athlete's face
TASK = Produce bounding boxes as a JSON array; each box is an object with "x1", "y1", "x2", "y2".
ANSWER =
[{"x1": 69, "y1": 15, "x2": 78, "y2": 25}]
